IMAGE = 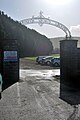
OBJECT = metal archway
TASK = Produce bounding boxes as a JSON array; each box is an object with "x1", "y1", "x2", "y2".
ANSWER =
[{"x1": 20, "y1": 11, "x2": 71, "y2": 38}]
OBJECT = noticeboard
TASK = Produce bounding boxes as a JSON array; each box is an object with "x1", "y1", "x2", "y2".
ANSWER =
[{"x1": 4, "y1": 51, "x2": 18, "y2": 61}]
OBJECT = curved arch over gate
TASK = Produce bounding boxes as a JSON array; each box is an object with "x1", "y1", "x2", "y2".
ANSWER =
[{"x1": 20, "y1": 11, "x2": 71, "y2": 38}]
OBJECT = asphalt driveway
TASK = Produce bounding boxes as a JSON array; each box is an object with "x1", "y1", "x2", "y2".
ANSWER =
[{"x1": 0, "y1": 58, "x2": 80, "y2": 120}]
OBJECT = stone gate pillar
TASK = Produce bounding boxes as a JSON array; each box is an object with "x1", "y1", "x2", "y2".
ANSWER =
[
  {"x1": 60, "y1": 39, "x2": 80, "y2": 105},
  {"x1": 60, "y1": 39, "x2": 78, "y2": 88},
  {"x1": 0, "y1": 41, "x2": 2, "y2": 74},
  {"x1": 2, "y1": 39, "x2": 19, "y2": 90}
]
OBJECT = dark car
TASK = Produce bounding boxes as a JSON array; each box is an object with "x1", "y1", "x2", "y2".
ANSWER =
[
  {"x1": 51, "y1": 57, "x2": 60, "y2": 67},
  {"x1": 36, "y1": 56, "x2": 46, "y2": 64}
]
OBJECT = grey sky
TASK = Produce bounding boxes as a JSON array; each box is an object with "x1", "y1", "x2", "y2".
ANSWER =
[{"x1": 0, "y1": 0, "x2": 80, "y2": 38}]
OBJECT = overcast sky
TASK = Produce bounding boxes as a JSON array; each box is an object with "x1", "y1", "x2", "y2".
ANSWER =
[{"x1": 0, "y1": 0, "x2": 80, "y2": 38}]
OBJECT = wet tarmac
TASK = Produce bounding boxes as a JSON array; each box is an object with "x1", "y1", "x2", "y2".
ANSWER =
[
  {"x1": 20, "y1": 69, "x2": 60, "y2": 81},
  {"x1": 0, "y1": 68, "x2": 80, "y2": 120}
]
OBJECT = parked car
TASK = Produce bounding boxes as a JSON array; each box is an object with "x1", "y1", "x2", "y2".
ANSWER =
[
  {"x1": 51, "y1": 57, "x2": 60, "y2": 67},
  {"x1": 41, "y1": 56, "x2": 54, "y2": 65},
  {"x1": 36, "y1": 56, "x2": 46, "y2": 64}
]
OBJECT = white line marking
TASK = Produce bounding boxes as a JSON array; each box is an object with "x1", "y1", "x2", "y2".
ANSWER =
[
  {"x1": 31, "y1": 86, "x2": 44, "y2": 111},
  {"x1": 17, "y1": 82, "x2": 21, "y2": 107}
]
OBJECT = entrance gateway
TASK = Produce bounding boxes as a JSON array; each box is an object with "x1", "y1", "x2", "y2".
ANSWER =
[
  {"x1": 2, "y1": 12, "x2": 80, "y2": 105},
  {"x1": 21, "y1": 12, "x2": 80, "y2": 105}
]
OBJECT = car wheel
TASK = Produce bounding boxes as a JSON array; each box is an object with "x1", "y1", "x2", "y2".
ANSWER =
[
  {"x1": 54, "y1": 62, "x2": 59, "y2": 67},
  {"x1": 39, "y1": 61, "x2": 43, "y2": 64},
  {"x1": 38, "y1": 61, "x2": 40, "y2": 64},
  {"x1": 46, "y1": 61, "x2": 50, "y2": 65}
]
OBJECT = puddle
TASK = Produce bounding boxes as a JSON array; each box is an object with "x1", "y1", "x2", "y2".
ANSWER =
[{"x1": 20, "y1": 69, "x2": 60, "y2": 81}]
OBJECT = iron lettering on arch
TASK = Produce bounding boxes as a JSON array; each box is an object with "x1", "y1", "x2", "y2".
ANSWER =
[{"x1": 20, "y1": 12, "x2": 71, "y2": 38}]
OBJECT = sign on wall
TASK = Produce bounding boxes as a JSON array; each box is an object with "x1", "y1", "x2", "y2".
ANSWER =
[{"x1": 4, "y1": 51, "x2": 17, "y2": 61}]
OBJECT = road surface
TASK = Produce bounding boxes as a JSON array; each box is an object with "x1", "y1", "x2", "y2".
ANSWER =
[{"x1": 0, "y1": 58, "x2": 80, "y2": 120}]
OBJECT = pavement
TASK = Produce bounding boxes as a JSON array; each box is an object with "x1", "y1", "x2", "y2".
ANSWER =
[{"x1": 0, "y1": 69, "x2": 80, "y2": 120}]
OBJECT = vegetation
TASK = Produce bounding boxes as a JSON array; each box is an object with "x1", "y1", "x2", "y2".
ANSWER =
[
  {"x1": 0, "y1": 11, "x2": 53, "y2": 58},
  {"x1": 24, "y1": 54, "x2": 60, "y2": 61},
  {"x1": 52, "y1": 54, "x2": 60, "y2": 57},
  {"x1": 25, "y1": 57, "x2": 36, "y2": 61}
]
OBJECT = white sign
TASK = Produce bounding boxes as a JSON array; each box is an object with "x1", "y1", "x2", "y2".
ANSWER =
[{"x1": 4, "y1": 51, "x2": 17, "y2": 61}]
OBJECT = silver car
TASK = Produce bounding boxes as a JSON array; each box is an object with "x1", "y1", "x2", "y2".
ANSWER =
[{"x1": 41, "y1": 56, "x2": 54, "y2": 65}]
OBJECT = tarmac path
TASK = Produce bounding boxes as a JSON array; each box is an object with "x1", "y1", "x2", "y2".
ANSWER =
[{"x1": 0, "y1": 59, "x2": 80, "y2": 120}]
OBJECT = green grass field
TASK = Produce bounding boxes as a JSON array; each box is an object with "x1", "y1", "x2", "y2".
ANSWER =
[
  {"x1": 24, "y1": 54, "x2": 60, "y2": 61},
  {"x1": 51, "y1": 54, "x2": 60, "y2": 57}
]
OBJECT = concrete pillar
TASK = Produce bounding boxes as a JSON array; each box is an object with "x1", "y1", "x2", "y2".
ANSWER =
[
  {"x1": 0, "y1": 41, "x2": 2, "y2": 74},
  {"x1": 78, "y1": 48, "x2": 80, "y2": 71},
  {"x1": 2, "y1": 39, "x2": 19, "y2": 90},
  {"x1": 60, "y1": 39, "x2": 80, "y2": 105},
  {"x1": 60, "y1": 39, "x2": 78, "y2": 89}
]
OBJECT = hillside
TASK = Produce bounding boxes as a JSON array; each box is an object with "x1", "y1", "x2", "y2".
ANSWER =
[
  {"x1": 50, "y1": 37, "x2": 80, "y2": 49},
  {"x1": 0, "y1": 11, "x2": 53, "y2": 57}
]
